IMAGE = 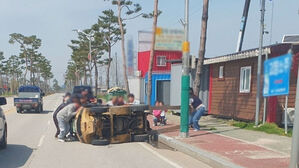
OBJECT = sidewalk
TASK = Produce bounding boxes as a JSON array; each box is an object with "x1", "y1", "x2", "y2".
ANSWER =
[{"x1": 148, "y1": 114, "x2": 291, "y2": 168}]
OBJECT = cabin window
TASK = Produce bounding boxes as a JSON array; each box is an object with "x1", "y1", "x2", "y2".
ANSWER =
[
  {"x1": 219, "y1": 66, "x2": 224, "y2": 79},
  {"x1": 240, "y1": 66, "x2": 251, "y2": 93},
  {"x1": 157, "y1": 56, "x2": 166, "y2": 66}
]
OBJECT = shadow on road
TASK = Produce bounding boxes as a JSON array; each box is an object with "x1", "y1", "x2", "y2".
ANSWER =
[
  {"x1": 41, "y1": 110, "x2": 53, "y2": 114},
  {"x1": 0, "y1": 144, "x2": 33, "y2": 168},
  {"x1": 19, "y1": 110, "x2": 53, "y2": 114}
]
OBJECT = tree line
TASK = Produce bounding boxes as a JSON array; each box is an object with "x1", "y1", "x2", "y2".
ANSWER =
[
  {"x1": 65, "y1": 0, "x2": 155, "y2": 96},
  {"x1": 0, "y1": 33, "x2": 53, "y2": 94},
  {"x1": 65, "y1": 0, "x2": 209, "y2": 104}
]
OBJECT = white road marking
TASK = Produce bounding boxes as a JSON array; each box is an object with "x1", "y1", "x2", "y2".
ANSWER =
[
  {"x1": 139, "y1": 143, "x2": 183, "y2": 168},
  {"x1": 38, "y1": 135, "x2": 46, "y2": 147}
]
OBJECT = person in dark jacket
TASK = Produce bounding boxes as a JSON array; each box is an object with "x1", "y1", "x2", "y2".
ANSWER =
[
  {"x1": 53, "y1": 92, "x2": 71, "y2": 138},
  {"x1": 189, "y1": 88, "x2": 205, "y2": 131}
]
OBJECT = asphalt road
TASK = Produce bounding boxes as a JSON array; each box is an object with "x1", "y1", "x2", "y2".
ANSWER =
[{"x1": 0, "y1": 93, "x2": 211, "y2": 168}]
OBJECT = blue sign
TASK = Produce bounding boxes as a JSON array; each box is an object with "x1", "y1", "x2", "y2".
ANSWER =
[{"x1": 263, "y1": 53, "x2": 292, "y2": 97}]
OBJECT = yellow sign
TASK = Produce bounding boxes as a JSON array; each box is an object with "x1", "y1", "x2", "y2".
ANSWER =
[
  {"x1": 155, "y1": 27, "x2": 162, "y2": 35},
  {"x1": 182, "y1": 41, "x2": 190, "y2": 52}
]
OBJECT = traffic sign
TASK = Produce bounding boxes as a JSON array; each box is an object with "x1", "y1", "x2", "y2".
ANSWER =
[{"x1": 263, "y1": 53, "x2": 292, "y2": 97}]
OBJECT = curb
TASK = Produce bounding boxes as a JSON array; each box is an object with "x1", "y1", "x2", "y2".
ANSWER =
[{"x1": 158, "y1": 134, "x2": 244, "y2": 168}]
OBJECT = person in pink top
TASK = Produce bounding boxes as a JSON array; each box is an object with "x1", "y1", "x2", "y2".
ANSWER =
[{"x1": 153, "y1": 101, "x2": 161, "y2": 126}]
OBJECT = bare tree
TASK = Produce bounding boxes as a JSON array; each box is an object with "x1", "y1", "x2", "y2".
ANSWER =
[{"x1": 193, "y1": 0, "x2": 209, "y2": 96}]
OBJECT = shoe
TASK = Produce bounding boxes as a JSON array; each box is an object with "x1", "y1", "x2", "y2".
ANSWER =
[
  {"x1": 153, "y1": 124, "x2": 157, "y2": 127},
  {"x1": 58, "y1": 138, "x2": 65, "y2": 142},
  {"x1": 193, "y1": 129, "x2": 200, "y2": 132},
  {"x1": 65, "y1": 136, "x2": 77, "y2": 142}
]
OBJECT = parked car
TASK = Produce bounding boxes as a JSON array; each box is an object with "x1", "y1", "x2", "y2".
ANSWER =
[
  {"x1": 0, "y1": 97, "x2": 7, "y2": 149},
  {"x1": 14, "y1": 86, "x2": 45, "y2": 113}
]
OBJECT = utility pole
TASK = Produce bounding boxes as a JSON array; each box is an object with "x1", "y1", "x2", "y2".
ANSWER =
[
  {"x1": 290, "y1": 66, "x2": 299, "y2": 168},
  {"x1": 255, "y1": 0, "x2": 265, "y2": 126},
  {"x1": 290, "y1": 10, "x2": 299, "y2": 168},
  {"x1": 236, "y1": 0, "x2": 251, "y2": 52},
  {"x1": 180, "y1": 0, "x2": 190, "y2": 138},
  {"x1": 115, "y1": 52, "x2": 119, "y2": 86}
]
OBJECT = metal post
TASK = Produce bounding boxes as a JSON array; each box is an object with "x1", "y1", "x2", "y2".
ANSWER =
[
  {"x1": 236, "y1": 0, "x2": 251, "y2": 52},
  {"x1": 255, "y1": 0, "x2": 265, "y2": 126},
  {"x1": 290, "y1": 66, "x2": 299, "y2": 168},
  {"x1": 284, "y1": 96, "x2": 288, "y2": 134},
  {"x1": 180, "y1": 0, "x2": 190, "y2": 138},
  {"x1": 263, "y1": 51, "x2": 268, "y2": 124}
]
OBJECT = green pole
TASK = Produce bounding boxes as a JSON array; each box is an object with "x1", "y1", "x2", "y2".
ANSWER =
[
  {"x1": 180, "y1": 0, "x2": 190, "y2": 138},
  {"x1": 180, "y1": 75, "x2": 190, "y2": 135}
]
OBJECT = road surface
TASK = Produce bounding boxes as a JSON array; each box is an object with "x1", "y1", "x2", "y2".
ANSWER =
[{"x1": 0, "y1": 93, "x2": 211, "y2": 168}]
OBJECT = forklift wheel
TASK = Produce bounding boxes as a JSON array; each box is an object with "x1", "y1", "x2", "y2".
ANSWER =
[
  {"x1": 133, "y1": 134, "x2": 149, "y2": 142},
  {"x1": 91, "y1": 139, "x2": 110, "y2": 146}
]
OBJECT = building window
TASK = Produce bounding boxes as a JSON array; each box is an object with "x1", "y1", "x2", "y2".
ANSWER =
[
  {"x1": 240, "y1": 66, "x2": 251, "y2": 93},
  {"x1": 157, "y1": 56, "x2": 166, "y2": 66},
  {"x1": 219, "y1": 66, "x2": 224, "y2": 79}
]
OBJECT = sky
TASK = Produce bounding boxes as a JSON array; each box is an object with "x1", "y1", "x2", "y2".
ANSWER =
[{"x1": 0, "y1": 0, "x2": 298, "y2": 84}]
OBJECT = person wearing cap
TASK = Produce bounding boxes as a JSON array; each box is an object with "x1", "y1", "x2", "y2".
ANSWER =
[
  {"x1": 53, "y1": 92, "x2": 71, "y2": 138},
  {"x1": 57, "y1": 94, "x2": 81, "y2": 142}
]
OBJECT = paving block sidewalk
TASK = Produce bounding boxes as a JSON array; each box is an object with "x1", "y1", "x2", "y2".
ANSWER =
[{"x1": 147, "y1": 114, "x2": 291, "y2": 168}]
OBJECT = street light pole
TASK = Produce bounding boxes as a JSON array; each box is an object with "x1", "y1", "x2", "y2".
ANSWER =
[
  {"x1": 73, "y1": 29, "x2": 94, "y2": 86},
  {"x1": 255, "y1": 0, "x2": 265, "y2": 126},
  {"x1": 180, "y1": 0, "x2": 190, "y2": 138}
]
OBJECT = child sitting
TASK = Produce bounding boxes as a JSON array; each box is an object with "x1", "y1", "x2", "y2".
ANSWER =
[
  {"x1": 152, "y1": 101, "x2": 167, "y2": 126},
  {"x1": 153, "y1": 101, "x2": 161, "y2": 126},
  {"x1": 159, "y1": 101, "x2": 167, "y2": 126}
]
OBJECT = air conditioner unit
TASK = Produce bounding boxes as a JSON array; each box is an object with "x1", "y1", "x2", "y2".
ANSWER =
[
  {"x1": 282, "y1": 35, "x2": 299, "y2": 44},
  {"x1": 281, "y1": 108, "x2": 295, "y2": 126},
  {"x1": 135, "y1": 71, "x2": 141, "y2": 77}
]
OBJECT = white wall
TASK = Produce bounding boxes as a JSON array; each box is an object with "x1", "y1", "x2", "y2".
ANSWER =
[
  {"x1": 170, "y1": 64, "x2": 182, "y2": 106},
  {"x1": 128, "y1": 77, "x2": 143, "y2": 101}
]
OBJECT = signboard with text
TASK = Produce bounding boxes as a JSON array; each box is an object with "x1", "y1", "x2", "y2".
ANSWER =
[
  {"x1": 263, "y1": 53, "x2": 292, "y2": 97},
  {"x1": 155, "y1": 27, "x2": 184, "y2": 51}
]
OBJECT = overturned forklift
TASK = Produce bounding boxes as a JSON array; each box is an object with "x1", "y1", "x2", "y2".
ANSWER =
[{"x1": 73, "y1": 88, "x2": 151, "y2": 145}]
